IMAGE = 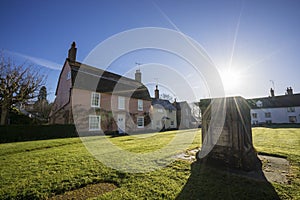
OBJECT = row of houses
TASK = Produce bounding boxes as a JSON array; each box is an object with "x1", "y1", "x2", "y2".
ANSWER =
[
  {"x1": 49, "y1": 42, "x2": 197, "y2": 134},
  {"x1": 50, "y1": 42, "x2": 299, "y2": 133},
  {"x1": 248, "y1": 88, "x2": 300, "y2": 125}
]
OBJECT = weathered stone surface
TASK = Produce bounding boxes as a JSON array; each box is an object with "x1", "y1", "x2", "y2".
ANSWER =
[{"x1": 198, "y1": 96, "x2": 262, "y2": 171}]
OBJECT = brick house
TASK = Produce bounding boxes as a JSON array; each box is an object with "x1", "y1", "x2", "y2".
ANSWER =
[{"x1": 49, "y1": 42, "x2": 152, "y2": 134}]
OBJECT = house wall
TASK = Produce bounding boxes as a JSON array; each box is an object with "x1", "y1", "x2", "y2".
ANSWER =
[
  {"x1": 49, "y1": 62, "x2": 73, "y2": 124},
  {"x1": 72, "y1": 88, "x2": 151, "y2": 133},
  {"x1": 251, "y1": 106, "x2": 300, "y2": 124},
  {"x1": 150, "y1": 105, "x2": 177, "y2": 131},
  {"x1": 54, "y1": 62, "x2": 72, "y2": 110},
  {"x1": 179, "y1": 104, "x2": 192, "y2": 129}
]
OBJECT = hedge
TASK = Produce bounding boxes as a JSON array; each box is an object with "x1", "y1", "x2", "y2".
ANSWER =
[{"x1": 0, "y1": 124, "x2": 78, "y2": 143}]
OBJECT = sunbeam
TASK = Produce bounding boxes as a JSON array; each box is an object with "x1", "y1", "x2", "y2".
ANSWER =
[{"x1": 228, "y1": 1, "x2": 244, "y2": 71}]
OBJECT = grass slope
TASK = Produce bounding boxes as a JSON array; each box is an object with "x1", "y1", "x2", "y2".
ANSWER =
[{"x1": 0, "y1": 128, "x2": 299, "y2": 199}]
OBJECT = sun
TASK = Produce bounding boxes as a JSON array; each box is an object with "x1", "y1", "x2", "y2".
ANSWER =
[{"x1": 220, "y1": 69, "x2": 240, "y2": 92}]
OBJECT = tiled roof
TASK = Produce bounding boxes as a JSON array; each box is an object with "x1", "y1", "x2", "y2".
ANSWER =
[
  {"x1": 151, "y1": 98, "x2": 177, "y2": 110},
  {"x1": 247, "y1": 93, "x2": 300, "y2": 109},
  {"x1": 69, "y1": 60, "x2": 151, "y2": 101}
]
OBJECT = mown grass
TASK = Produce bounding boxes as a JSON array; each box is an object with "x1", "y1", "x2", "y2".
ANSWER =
[
  {"x1": 252, "y1": 128, "x2": 300, "y2": 199},
  {"x1": 0, "y1": 128, "x2": 299, "y2": 199}
]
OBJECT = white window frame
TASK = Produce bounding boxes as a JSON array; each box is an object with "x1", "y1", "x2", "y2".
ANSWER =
[
  {"x1": 157, "y1": 108, "x2": 163, "y2": 113},
  {"x1": 67, "y1": 71, "x2": 71, "y2": 80},
  {"x1": 287, "y1": 107, "x2": 295, "y2": 112},
  {"x1": 137, "y1": 116, "x2": 144, "y2": 128},
  {"x1": 289, "y1": 116, "x2": 297, "y2": 123},
  {"x1": 118, "y1": 96, "x2": 125, "y2": 110},
  {"x1": 265, "y1": 112, "x2": 271, "y2": 118},
  {"x1": 91, "y1": 92, "x2": 100, "y2": 108},
  {"x1": 89, "y1": 115, "x2": 101, "y2": 131},
  {"x1": 252, "y1": 113, "x2": 257, "y2": 119},
  {"x1": 138, "y1": 99, "x2": 143, "y2": 111}
]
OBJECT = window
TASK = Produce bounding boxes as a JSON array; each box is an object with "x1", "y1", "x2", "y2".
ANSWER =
[
  {"x1": 157, "y1": 108, "x2": 163, "y2": 113},
  {"x1": 89, "y1": 115, "x2": 101, "y2": 131},
  {"x1": 289, "y1": 116, "x2": 297, "y2": 123},
  {"x1": 118, "y1": 96, "x2": 125, "y2": 110},
  {"x1": 265, "y1": 120, "x2": 272, "y2": 124},
  {"x1": 265, "y1": 112, "x2": 271, "y2": 118},
  {"x1": 252, "y1": 113, "x2": 257, "y2": 119},
  {"x1": 169, "y1": 109, "x2": 173, "y2": 113},
  {"x1": 256, "y1": 100, "x2": 263, "y2": 107},
  {"x1": 287, "y1": 107, "x2": 295, "y2": 112},
  {"x1": 138, "y1": 99, "x2": 143, "y2": 111},
  {"x1": 171, "y1": 121, "x2": 174, "y2": 126},
  {"x1": 66, "y1": 71, "x2": 71, "y2": 80},
  {"x1": 91, "y1": 92, "x2": 100, "y2": 107},
  {"x1": 137, "y1": 116, "x2": 144, "y2": 128}
]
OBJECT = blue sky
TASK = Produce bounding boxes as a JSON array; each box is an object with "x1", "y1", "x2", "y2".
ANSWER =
[{"x1": 1, "y1": 0, "x2": 300, "y2": 102}]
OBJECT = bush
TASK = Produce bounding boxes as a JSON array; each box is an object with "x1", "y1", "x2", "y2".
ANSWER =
[{"x1": 0, "y1": 124, "x2": 78, "y2": 143}]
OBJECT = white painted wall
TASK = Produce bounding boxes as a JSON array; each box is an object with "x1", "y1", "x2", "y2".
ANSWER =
[{"x1": 251, "y1": 106, "x2": 300, "y2": 124}]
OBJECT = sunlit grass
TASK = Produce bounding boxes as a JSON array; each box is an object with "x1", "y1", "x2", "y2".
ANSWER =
[{"x1": 0, "y1": 128, "x2": 299, "y2": 199}]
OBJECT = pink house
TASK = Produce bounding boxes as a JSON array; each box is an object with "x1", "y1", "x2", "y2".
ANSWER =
[{"x1": 49, "y1": 42, "x2": 152, "y2": 134}]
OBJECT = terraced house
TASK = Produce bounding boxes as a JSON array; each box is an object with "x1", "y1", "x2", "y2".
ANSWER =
[
  {"x1": 49, "y1": 42, "x2": 152, "y2": 134},
  {"x1": 248, "y1": 87, "x2": 300, "y2": 125}
]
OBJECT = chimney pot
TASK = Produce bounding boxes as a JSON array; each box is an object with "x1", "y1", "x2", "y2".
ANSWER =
[{"x1": 270, "y1": 88, "x2": 275, "y2": 97}]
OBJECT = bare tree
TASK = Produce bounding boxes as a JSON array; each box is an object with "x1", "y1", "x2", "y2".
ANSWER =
[
  {"x1": 160, "y1": 93, "x2": 174, "y2": 102},
  {"x1": 0, "y1": 53, "x2": 45, "y2": 125}
]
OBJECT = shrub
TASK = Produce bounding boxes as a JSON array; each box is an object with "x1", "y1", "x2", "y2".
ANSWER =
[{"x1": 0, "y1": 124, "x2": 78, "y2": 143}]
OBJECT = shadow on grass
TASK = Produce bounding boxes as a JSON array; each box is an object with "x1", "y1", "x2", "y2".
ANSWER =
[{"x1": 176, "y1": 161, "x2": 280, "y2": 200}]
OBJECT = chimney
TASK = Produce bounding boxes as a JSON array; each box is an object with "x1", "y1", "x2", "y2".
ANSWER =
[
  {"x1": 286, "y1": 87, "x2": 294, "y2": 95},
  {"x1": 135, "y1": 69, "x2": 141, "y2": 82},
  {"x1": 155, "y1": 85, "x2": 159, "y2": 99},
  {"x1": 68, "y1": 41, "x2": 77, "y2": 63},
  {"x1": 290, "y1": 87, "x2": 293, "y2": 95},
  {"x1": 270, "y1": 88, "x2": 275, "y2": 97}
]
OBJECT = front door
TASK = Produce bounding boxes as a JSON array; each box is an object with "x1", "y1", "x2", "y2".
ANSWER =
[{"x1": 117, "y1": 114, "x2": 125, "y2": 134}]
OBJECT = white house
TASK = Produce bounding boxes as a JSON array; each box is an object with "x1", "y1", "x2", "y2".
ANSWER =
[
  {"x1": 150, "y1": 85, "x2": 177, "y2": 131},
  {"x1": 248, "y1": 88, "x2": 300, "y2": 125}
]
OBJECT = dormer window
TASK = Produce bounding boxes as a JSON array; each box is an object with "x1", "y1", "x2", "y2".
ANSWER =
[{"x1": 256, "y1": 100, "x2": 263, "y2": 108}]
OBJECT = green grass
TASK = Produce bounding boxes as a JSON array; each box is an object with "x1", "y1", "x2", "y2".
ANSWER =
[
  {"x1": 252, "y1": 128, "x2": 300, "y2": 199},
  {"x1": 0, "y1": 128, "x2": 299, "y2": 199}
]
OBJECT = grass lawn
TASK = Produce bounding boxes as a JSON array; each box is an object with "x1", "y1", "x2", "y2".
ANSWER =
[{"x1": 0, "y1": 128, "x2": 299, "y2": 199}]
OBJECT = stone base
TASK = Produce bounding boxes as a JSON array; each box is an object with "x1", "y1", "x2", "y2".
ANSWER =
[{"x1": 196, "y1": 145, "x2": 262, "y2": 171}]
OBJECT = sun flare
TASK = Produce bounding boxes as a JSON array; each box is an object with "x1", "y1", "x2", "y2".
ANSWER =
[{"x1": 220, "y1": 69, "x2": 241, "y2": 92}]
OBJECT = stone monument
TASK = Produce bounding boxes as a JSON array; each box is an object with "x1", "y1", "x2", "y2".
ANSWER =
[{"x1": 198, "y1": 96, "x2": 261, "y2": 171}]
